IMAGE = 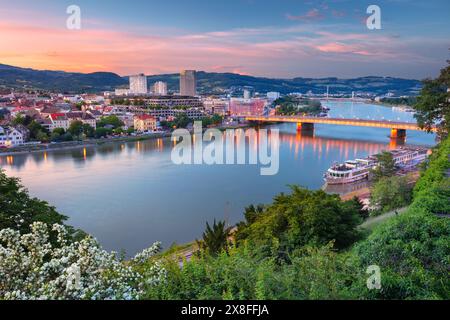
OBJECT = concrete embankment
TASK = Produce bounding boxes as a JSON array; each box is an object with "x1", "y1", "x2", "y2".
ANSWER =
[{"x1": 0, "y1": 133, "x2": 173, "y2": 156}]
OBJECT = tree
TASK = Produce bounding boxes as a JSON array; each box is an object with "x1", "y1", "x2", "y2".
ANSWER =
[
  {"x1": 27, "y1": 120, "x2": 48, "y2": 141},
  {"x1": 414, "y1": 61, "x2": 450, "y2": 138},
  {"x1": 50, "y1": 131, "x2": 61, "y2": 142},
  {"x1": 211, "y1": 114, "x2": 223, "y2": 125},
  {"x1": 68, "y1": 120, "x2": 83, "y2": 137},
  {"x1": 53, "y1": 128, "x2": 66, "y2": 136},
  {"x1": 82, "y1": 123, "x2": 95, "y2": 138},
  {"x1": 354, "y1": 206, "x2": 449, "y2": 299},
  {"x1": 235, "y1": 186, "x2": 361, "y2": 256},
  {"x1": 235, "y1": 204, "x2": 265, "y2": 242},
  {"x1": 0, "y1": 108, "x2": 9, "y2": 120},
  {"x1": 114, "y1": 127, "x2": 124, "y2": 135},
  {"x1": 371, "y1": 151, "x2": 396, "y2": 182},
  {"x1": 200, "y1": 115, "x2": 224, "y2": 127},
  {"x1": 174, "y1": 114, "x2": 190, "y2": 129},
  {"x1": 36, "y1": 130, "x2": 49, "y2": 143},
  {"x1": 0, "y1": 169, "x2": 69, "y2": 235},
  {"x1": 197, "y1": 220, "x2": 230, "y2": 256},
  {"x1": 275, "y1": 97, "x2": 323, "y2": 116},
  {"x1": 11, "y1": 114, "x2": 26, "y2": 126},
  {"x1": 95, "y1": 127, "x2": 112, "y2": 138},
  {"x1": 62, "y1": 132, "x2": 73, "y2": 141},
  {"x1": 51, "y1": 128, "x2": 72, "y2": 142},
  {"x1": 370, "y1": 176, "x2": 412, "y2": 214},
  {"x1": 343, "y1": 196, "x2": 369, "y2": 220},
  {"x1": 98, "y1": 115, "x2": 123, "y2": 129}
]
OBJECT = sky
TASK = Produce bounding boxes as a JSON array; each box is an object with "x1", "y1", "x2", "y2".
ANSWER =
[{"x1": 0, "y1": 0, "x2": 449, "y2": 79}]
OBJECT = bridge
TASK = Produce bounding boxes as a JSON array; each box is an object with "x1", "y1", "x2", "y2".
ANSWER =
[{"x1": 245, "y1": 115, "x2": 436, "y2": 139}]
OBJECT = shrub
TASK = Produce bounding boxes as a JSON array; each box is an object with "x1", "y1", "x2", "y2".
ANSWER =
[{"x1": 0, "y1": 222, "x2": 166, "y2": 300}]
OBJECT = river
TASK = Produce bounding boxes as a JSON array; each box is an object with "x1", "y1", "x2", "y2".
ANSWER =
[{"x1": 0, "y1": 101, "x2": 436, "y2": 255}]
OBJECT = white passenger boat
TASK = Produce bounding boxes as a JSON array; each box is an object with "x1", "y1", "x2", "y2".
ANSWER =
[{"x1": 324, "y1": 147, "x2": 429, "y2": 185}]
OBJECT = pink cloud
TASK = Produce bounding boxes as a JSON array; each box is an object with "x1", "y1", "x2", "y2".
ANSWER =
[
  {"x1": 332, "y1": 10, "x2": 346, "y2": 18},
  {"x1": 286, "y1": 9, "x2": 325, "y2": 22},
  {"x1": 0, "y1": 15, "x2": 441, "y2": 78},
  {"x1": 315, "y1": 42, "x2": 366, "y2": 54}
]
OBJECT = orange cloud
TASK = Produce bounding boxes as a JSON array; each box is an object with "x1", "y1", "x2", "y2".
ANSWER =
[
  {"x1": 316, "y1": 42, "x2": 370, "y2": 55},
  {"x1": 286, "y1": 9, "x2": 325, "y2": 22},
  {"x1": 0, "y1": 15, "x2": 440, "y2": 78}
]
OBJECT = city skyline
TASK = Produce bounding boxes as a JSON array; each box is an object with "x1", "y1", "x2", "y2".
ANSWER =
[{"x1": 0, "y1": 0, "x2": 449, "y2": 79}]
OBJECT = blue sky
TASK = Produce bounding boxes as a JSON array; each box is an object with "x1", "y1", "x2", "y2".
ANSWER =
[{"x1": 0, "y1": 0, "x2": 449, "y2": 78}]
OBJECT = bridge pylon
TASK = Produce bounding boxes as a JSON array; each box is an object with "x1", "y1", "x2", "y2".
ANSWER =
[
  {"x1": 297, "y1": 122, "x2": 314, "y2": 132},
  {"x1": 390, "y1": 128, "x2": 406, "y2": 139}
]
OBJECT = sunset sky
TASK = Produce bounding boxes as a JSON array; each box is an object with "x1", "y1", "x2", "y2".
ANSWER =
[{"x1": 0, "y1": 0, "x2": 449, "y2": 79}]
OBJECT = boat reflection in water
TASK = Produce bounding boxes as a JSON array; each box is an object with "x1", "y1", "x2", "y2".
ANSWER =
[{"x1": 322, "y1": 179, "x2": 371, "y2": 197}]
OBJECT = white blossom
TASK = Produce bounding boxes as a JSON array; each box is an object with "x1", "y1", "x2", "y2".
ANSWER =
[{"x1": 0, "y1": 222, "x2": 165, "y2": 300}]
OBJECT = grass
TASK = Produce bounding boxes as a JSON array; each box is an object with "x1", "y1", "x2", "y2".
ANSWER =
[{"x1": 358, "y1": 207, "x2": 409, "y2": 232}]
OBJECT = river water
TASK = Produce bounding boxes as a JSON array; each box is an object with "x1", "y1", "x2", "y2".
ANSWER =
[{"x1": 0, "y1": 101, "x2": 436, "y2": 255}]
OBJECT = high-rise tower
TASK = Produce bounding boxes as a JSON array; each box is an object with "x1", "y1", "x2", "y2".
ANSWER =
[
  {"x1": 180, "y1": 70, "x2": 197, "y2": 96},
  {"x1": 129, "y1": 74, "x2": 148, "y2": 95}
]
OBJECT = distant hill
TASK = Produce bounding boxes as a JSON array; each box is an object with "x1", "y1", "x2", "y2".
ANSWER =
[
  {"x1": 0, "y1": 64, "x2": 127, "y2": 93},
  {"x1": 147, "y1": 72, "x2": 422, "y2": 96},
  {"x1": 0, "y1": 63, "x2": 422, "y2": 95}
]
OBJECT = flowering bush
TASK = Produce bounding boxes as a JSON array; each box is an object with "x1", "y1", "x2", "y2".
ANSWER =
[{"x1": 0, "y1": 222, "x2": 166, "y2": 300}]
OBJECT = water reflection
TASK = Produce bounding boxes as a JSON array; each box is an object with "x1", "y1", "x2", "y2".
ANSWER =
[
  {"x1": 0, "y1": 128, "x2": 426, "y2": 172},
  {"x1": 0, "y1": 101, "x2": 437, "y2": 255},
  {"x1": 323, "y1": 179, "x2": 371, "y2": 197}
]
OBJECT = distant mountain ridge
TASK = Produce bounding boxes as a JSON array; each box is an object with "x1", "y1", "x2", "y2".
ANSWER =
[
  {"x1": 0, "y1": 64, "x2": 127, "y2": 93},
  {"x1": 147, "y1": 71, "x2": 422, "y2": 96},
  {"x1": 0, "y1": 63, "x2": 422, "y2": 95}
]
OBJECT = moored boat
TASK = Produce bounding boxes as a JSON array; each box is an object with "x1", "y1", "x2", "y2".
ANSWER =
[{"x1": 324, "y1": 147, "x2": 429, "y2": 185}]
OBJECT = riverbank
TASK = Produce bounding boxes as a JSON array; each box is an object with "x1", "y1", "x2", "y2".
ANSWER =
[
  {"x1": 338, "y1": 169, "x2": 421, "y2": 202},
  {"x1": 371, "y1": 100, "x2": 415, "y2": 109},
  {"x1": 0, "y1": 133, "x2": 172, "y2": 157},
  {"x1": 0, "y1": 124, "x2": 252, "y2": 157}
]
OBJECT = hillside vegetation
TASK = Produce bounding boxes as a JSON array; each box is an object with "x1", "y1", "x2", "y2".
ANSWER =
[
  {"x1": 0, "y1": 63, "x2": 421, "y2": 95},
  {"x1": 143, "y1": 137, "x2": 449, "y2": 300}
]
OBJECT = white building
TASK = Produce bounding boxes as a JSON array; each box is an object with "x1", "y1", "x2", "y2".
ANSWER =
[
  {"x1": 117, "y1": 112, "x2": 135, "y2": 129},
  {"x1": 66, "y1": 112, "x2": 97, "y2": 130},
  {"x1": 82, "y1": 94, "x2": 105, "y2": 104},
  {"x1": 203, "y1": 98, "x2": 229, "y2": 116},
  {"x1": 115, "y1": 88, "x2": 131, "y2": 96},
  {"x1": 49, "y1": 113, "x2": 70, "y2": 131},
  {"x1": 243, "y1": 89, "x2": 252, "y2": 100},
  {"x1": 129, "y1": 74, "x2": 148, "y2": 95},
  {"x1": 63, "y1": 95, "x2": 81, "y2": 103},
  {"x1": 0, "y1": 126, "x2": 24, "y2": 147},
  {"x1": 153, "y1": 81, "x2": 168, "y2": 96},
  {"x1": 267, "y1": 92, "x2": 280, "y2": 101}
]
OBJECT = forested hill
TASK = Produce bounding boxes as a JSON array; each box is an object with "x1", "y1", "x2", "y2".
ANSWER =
[
  {"x1": 0, "y1": 63, "x2": 421, "y2": 95},
  {"x1": 0, "y1": 64, "x2": 127, "y2": 93}
]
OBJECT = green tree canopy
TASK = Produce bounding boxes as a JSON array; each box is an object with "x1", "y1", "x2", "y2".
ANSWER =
[
  {"x1": 98, "y1": 115, "x2": 124, "y2": 129},
  {"x1": 370, "y1": 176, "x2": 412, "y2": 214},
  {"x1": 197, "y1": 220, "x2": 230, "y2": 257},
  {"x1": 27, "y1": 120, "x2": 48, "y2": 141},
  {"x1": 82, "y1": 123, "x2": 95, "y2": 138},
  {"x1": 414, "y1": 61, "x2": 450, "y2": 138},
  {"x1": 95, "y1": 127, "x2": 113, "y2": 138},
  {"x1": 11, "y1": 114, "x2": 32, "y2": 126},
  {"x1": 371, "y1": 151, "x2": 396, "y2": 182},
  {"x1": 235, "y1": 186, "x2": 362, "y2": 256},
  {"x1": 0, "y1": 169, "x2": 68, "y2": 234},
  {"x1": 68, "y1": 120, "x2": 84, "y2": 137}
]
